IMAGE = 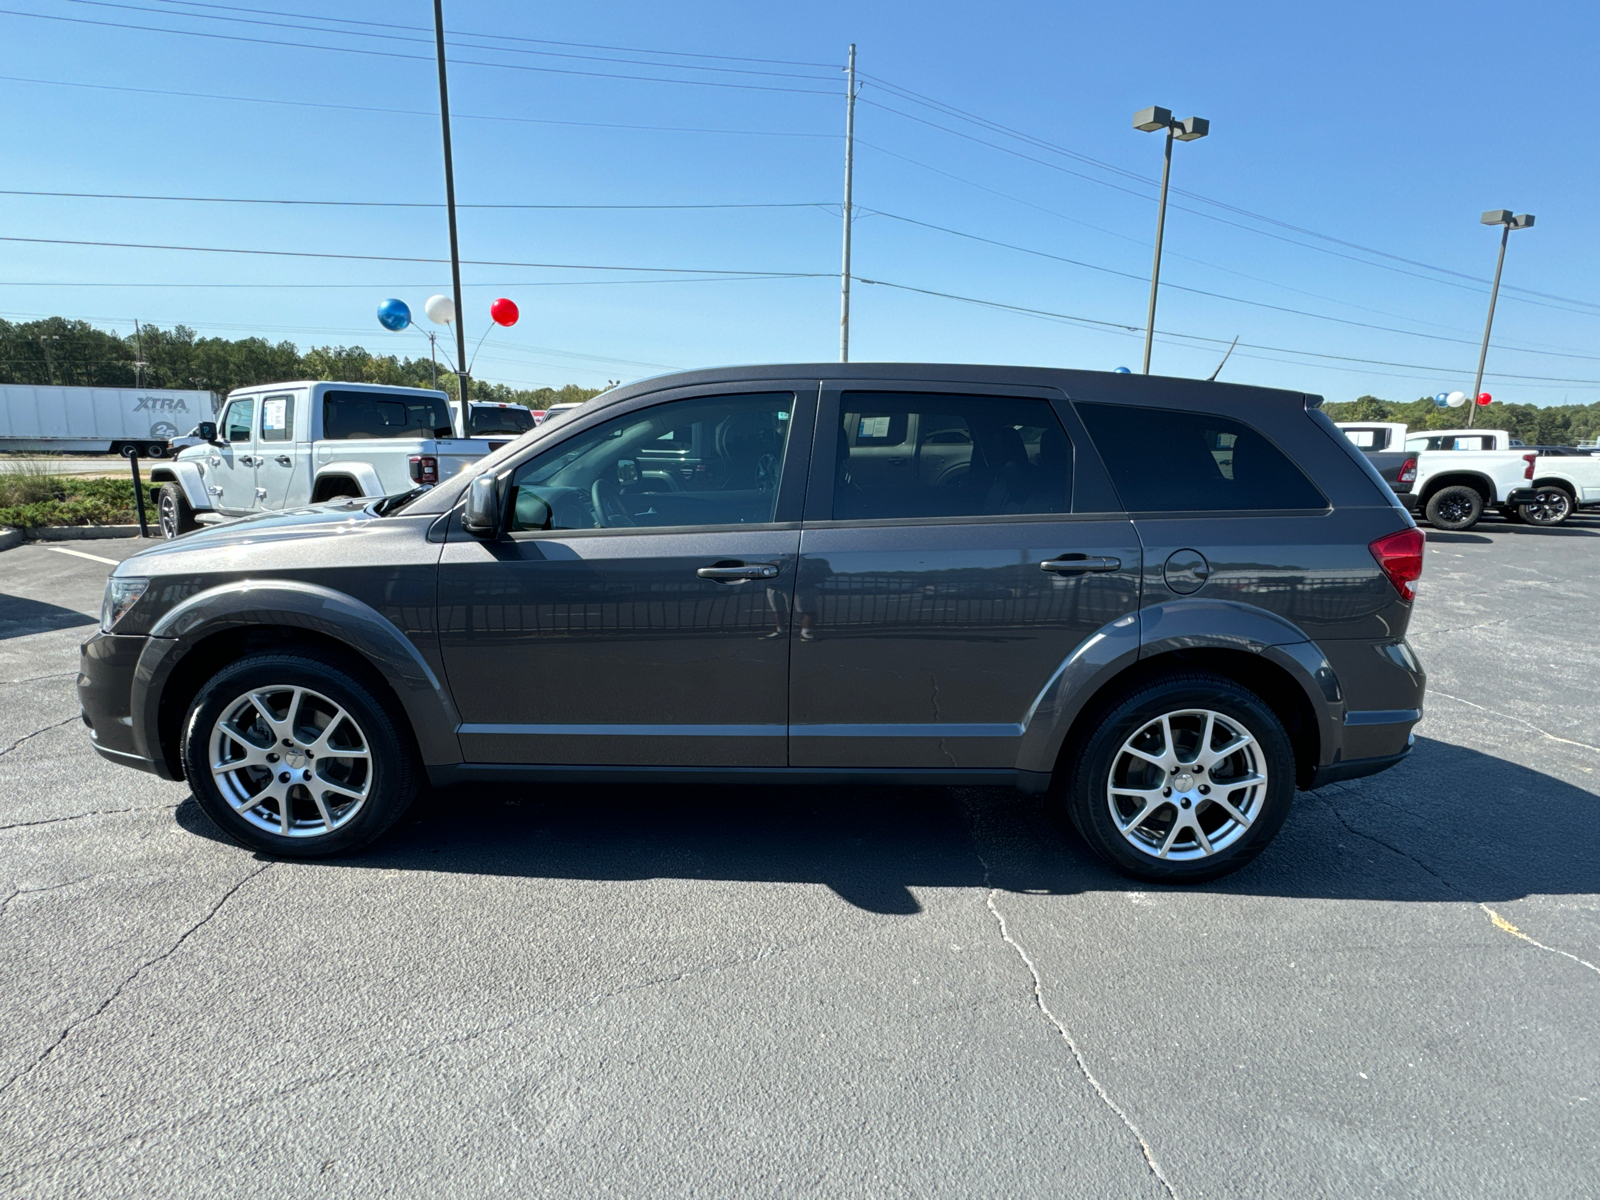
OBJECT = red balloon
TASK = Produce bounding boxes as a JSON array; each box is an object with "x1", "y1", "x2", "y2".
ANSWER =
[
  {"x1": 1476, "y1": 392, "x2": 1492, "y2": 406},
  {"x1": 490, "y1": 297, "x2": 519, "y2": 327}
]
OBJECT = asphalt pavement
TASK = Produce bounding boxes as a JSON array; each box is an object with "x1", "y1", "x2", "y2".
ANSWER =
[{"x1": 0, "y1": 516, "x2": 1596, "y2": 1198}]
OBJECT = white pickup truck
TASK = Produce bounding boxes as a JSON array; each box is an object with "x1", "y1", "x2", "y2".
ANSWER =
[
  {"x1": 146, "y1": 380, "x2": 495, "y2": 538},
  {"x1": 1394, "y1": 428, "x2": 1538, "y2": 530}
]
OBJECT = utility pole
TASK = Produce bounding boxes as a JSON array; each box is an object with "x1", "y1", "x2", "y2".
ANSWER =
[
  {"x1": 432, "y1": 0, "x2": 470, "y2": 405},
  {"x1": 1467, "y1": 209, "x2": 1535, "y2": 428},
  {"x1": 134, "y1": 318, "x2": 145, "y2": 388},
  {"x1": 37, "y1": 335, "x2": 58, "y2": 385},
  {"x1": 839, "y1": 43, "x2": 857, "y2": 363}
]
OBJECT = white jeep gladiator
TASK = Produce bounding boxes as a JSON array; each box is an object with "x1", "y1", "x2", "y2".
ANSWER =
[{"x1": 148, "y1": 381, "x2": 495, "y2": 538}]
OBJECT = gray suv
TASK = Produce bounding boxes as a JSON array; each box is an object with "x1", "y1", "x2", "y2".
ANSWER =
[{"x1": 79, "y1": 365, "x2": 1426, "y2": 883}]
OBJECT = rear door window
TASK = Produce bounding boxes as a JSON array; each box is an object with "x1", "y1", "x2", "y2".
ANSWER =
[
  {"x1": 1076, "y1": 403, "x2": 1326, "y2": 512},
  {"x1": 323, "y1": 390, "x2": 454, "y2": 439},
  {"x1": 832, "y1": 392, "x2": 1072, "y2": 520},
  {"x1": 259, "y1": 393, "x2": 295, "y2": 442}
]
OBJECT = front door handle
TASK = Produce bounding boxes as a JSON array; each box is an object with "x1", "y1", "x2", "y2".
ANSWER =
[
  {"x1": 274, "y1": 454, "x2": 293, "y2": 466},
  {"x1": 1041, "y1": 554, "x2": 1122, "y2": 574},
  {"x1": 696, "y1": 562, "x2": 779, "y2": 581}
]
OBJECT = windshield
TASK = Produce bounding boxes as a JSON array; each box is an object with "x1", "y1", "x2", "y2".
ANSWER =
[{"x1": 468, "y1": 405, "x2": 535, "y2": 436}]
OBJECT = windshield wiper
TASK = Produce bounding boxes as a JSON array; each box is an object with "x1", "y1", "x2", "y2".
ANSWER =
[{"x1": 371, "y1": 485, "x2": 432, "y2": 516}]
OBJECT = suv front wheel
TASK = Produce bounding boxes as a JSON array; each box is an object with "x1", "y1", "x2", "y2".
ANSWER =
[
  {"x1": 183, "y1": 652, "x2": 420, "y2": 857},
  {"x1": 1066, "y1": 673, "x2": 1296, "y2": 883}
]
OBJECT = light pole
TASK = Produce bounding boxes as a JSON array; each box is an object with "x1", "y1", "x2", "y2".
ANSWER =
[
  {"x1": 1133, "y1": 106, "x2": 1208, "y2": 374},
  {"x1": 1467, "y1": 208, "x2": 1535, "y2": 428}
]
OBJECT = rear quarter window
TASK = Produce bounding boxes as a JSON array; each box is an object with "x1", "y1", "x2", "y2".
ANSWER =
[
  {"x1": 323, "y1": 390, "x2": 453, "y2": 440},
  {"x1": 1076, "y1": 402, "x2": 1326, "y2": 512}
]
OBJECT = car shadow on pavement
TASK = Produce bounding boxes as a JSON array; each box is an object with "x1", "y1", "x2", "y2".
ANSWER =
[
  {"x1": 0, "y1": 593, "x2": 97, "y2": 640},
  {"x1": 173, "y1": 735, "x2": 1597, "y2": 914}
]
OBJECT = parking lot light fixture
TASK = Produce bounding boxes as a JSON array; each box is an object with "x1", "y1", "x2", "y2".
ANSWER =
[
  {"x1": 1468, "y1": 209, "x2": 1536, "y2": 427},
  {"x1": 1134, "y1": 106, "x2": 1209, "y2": 374}
]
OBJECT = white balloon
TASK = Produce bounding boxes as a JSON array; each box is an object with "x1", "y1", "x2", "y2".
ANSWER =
[
  {"x1": 1446, "y1": 390, "x2": 1467, "y2": 407},
  {"x1": 424, "y1": 294, "x2": 456, "y2": 325}
]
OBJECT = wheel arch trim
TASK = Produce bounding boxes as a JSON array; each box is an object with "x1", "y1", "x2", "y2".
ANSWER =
[
  {"x1": 145, "y1": 461, "x2": 212, "y2": 511},
  {"x1": 134, "y1": 579, "x2": 462, "y2": 774},
  {"x1": 313, "y1": 462, "x2": 384, "y2": 498}
]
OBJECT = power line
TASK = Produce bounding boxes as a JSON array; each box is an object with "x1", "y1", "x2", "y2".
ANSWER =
[
  {"x1": 853, "y1": 278, "x2": 1600, "y2": 386},
  {"x1": 0, "y1": 73, "x2": 840, "y2": 138},
  {"x1": 0, "y1": 8, "x2": 840, "y2": 95},
  {"x1": 0, "y1": 274, "x2": 821, "y2": 288},
  {"x1": 860, "y1": 207, "x2": 1600, "y2": 362},
  {"x1": 65, "y1": 0, "x2": 841, "y2": 83},
  {"x1": 148, "y1": 0, "x2": 842, "y2": 68},
  {"x1": 0, "y1": 235, "x2": 832, "y2": 276},
  {"x1": 860, "y1": 73, "x2": 1600, "y2": 316},
  {"x1": 0, "y1": 189, "x2": 833, "y2": 211}
]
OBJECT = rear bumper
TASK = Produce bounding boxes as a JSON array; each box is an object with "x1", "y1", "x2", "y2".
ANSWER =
[
  {"x1": 1307, "y1": 737, "x2": 1413, "y2": 789},
  {"x1": 1505, "y1": 488, "x2": 1537, "y2": 505}
]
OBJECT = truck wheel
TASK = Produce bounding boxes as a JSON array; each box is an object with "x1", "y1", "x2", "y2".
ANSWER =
[
  {"x1": 1064, "y1": 672, "x2": 1296, "y2": 883},
  {"x1": 144, "y1": 443, "x2": 166, "y2": 458},
  {"x1": 1519, "y1": 487, "x2": 1573, "y2": 527},
  {"x1": 156, "y1": 482, "x2": 199, "y2": 538},
  {"x1": 1424, "y1": 485, "x2": 1484, "y2": 531},
  {"x1": 182, "y1": 652, "x2": 420, "y2": 858},
  {"x1": 118, "y1": 443, "x2": 139, "y2": 459}
]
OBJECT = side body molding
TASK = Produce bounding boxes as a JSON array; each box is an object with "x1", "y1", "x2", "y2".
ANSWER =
[
  {"x1": 145, "y1": 460, "x2": 213, "y2": 511},
  {"x1": 134, "y1": 579, "x2": 462, "y2": 774}
]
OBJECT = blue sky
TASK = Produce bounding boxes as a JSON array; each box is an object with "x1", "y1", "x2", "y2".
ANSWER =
[{"x1": 3, "y1": 0, "x2": 1597, "y2": 404}]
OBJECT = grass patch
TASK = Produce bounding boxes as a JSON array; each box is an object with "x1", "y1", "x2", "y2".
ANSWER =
[{"x1": 0, "y1": 463, "x2": 138, "y2": 528}]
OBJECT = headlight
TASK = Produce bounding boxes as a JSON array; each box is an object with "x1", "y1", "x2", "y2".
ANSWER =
[{"x1": 101, "y1": 577, "x2": 149, "y2": 632}]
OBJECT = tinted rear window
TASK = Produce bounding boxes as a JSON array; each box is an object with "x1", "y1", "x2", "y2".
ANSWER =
[
  {"x1": 469, "y1": 405, "x2": 535, "y2": 436},
  {"x1": 323, "y1": 390, "x2": 454, "y2": 440},
  {"x1": 1076, "y1": 403, "x2": 1326, "y2": 512}
]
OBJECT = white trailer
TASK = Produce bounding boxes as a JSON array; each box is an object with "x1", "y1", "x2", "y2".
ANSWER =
[{"x1": 0, "y1": 385, "x2": 218, "y2": 457}]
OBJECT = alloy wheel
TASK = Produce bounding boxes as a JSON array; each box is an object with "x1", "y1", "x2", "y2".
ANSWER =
[
  {"x1": 208, "y1": 685, "x2": 373, "y2": 838},
  {"x1": 158, "y1": 492, "x2": 178, "y2": 539},
  {"x1": 1521, "y1": 489, "x2": 1571, "y2": 526},
  {"x1": 1106, "y1": 708, "x2": 1269, "y2": 861}
]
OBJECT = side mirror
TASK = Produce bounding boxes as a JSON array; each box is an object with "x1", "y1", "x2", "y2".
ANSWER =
[
  {"x1": 462, "y1": 475, "x2": 502, "y2": 538},
  {"x1": 195, "y1": 421, "x2": 220, "y2": 445}
]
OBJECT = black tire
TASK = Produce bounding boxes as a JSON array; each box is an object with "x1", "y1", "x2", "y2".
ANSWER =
[
  {"x1": 1065, "y1": 672, "x2": 1297, "y2": 884},
  {"x1": 182, "y1": 652, "x2": 420, "y2": 858},
  {"x1": 117, "y1": 443, "x2": 139, "y2": 459},
  {"x1": 157, "y1": 482, "x2": 199, "y2": 539},
  {"x1": 144, "y1": 443, "x2": 166, "y2": 458},
  {"x1": 1424, "y1": 485, "x2": 1484, "y2": 531},
  {"x1": 1518, "y1": 487, "x2": 1573, "y2": 527},
  {"x1": 1498, "y1": 505, "x2": 1524, "y2": 524}
]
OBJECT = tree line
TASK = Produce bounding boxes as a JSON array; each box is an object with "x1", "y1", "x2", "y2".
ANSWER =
[
  {"x1": 0, "y1": 316, "x2": 605, "y2": 409},
  {"x1": 1322, "y1": 395, "x2": 1600, "y2": 446}
]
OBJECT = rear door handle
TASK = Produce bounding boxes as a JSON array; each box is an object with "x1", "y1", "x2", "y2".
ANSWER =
[
  {"x1": 1041, "y1": 554, "x2": 1122, "y2": 574},
  {"x1": 274, "y1": 454, "x2": 293, "y2": 466},
  {"x1": 696, "y1": 563, "x2": 779, "y2": 581},
  {"x1": 238, "y1": 455, "x2": 257, "y2": 466}
]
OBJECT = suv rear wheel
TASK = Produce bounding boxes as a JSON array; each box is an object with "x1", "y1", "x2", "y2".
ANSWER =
[
  {"x1": 1066, "y1": 673, "x2": 1296, "y2": 883},
  {"x1": 1424, "y1": 485, "x2": 1484, "y2": 531},
  {"x1": 183, "y1": 652, "x2": 419, "y2": 857}
]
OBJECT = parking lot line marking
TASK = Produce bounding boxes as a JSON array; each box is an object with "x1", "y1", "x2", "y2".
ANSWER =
[
  {"x1": 1480, "y1": 904, "x2": 1600, "y2": 976},
  {"x1": 43, "y1": 546, "x2": 121, "y2": 567}
]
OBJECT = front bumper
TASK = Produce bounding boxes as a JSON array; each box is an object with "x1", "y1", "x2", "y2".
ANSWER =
[{"x1": 78, "y1": 631, "x2": 169, "y2": 777}]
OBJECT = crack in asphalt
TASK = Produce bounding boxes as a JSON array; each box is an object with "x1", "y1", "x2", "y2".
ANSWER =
[
  {"x1": 0, "y1": 715, "x2": 79, "y2": 761},
  {"x1": 1427, "y1": 690, "x2": 1600, "y2": 756},
  {"x1": 0, "y1": 803, "x2": 180, "y2": 833},
  {"x1": 0, "y1": 862, "x2": 273, "y2": 1100},
  {"x1": 0, "y1": 876, "x2": 95, "y2": 917},
  {"x1": 1478, "y1": 904, "x2": 1600, "y2": 977},
  {"x1": 0, "y1": 934, "x2": 814, "y2": 1181},
  {"x1": 0, "y1": 671, "x2": 78, "y2": 688},
  {"x1": 964, "y1": 807, "x2": 1177, "y2": 1199}
]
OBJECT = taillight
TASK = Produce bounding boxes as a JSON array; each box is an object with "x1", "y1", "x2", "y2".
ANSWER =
[
  {"x1": 1523, "y1": 453, "x2": 1537, "y2": 480},
  {"x1": 1397, "y1": 456, "x2": 1417, "y2": 484},
  {"x1": 408, "y1": 455, "x2": 439, "y2": 484},
  {"x1": 1369, "y1": 528, "x2": 1424, "y2": 603}
]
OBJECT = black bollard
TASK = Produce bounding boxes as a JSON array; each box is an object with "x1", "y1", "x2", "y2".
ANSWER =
[{"x1": 129, "y1": 452, "x2": 150, "y2": 538}]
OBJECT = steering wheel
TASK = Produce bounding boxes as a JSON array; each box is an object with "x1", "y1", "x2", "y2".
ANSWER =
[{"x1": 590, "y1": 477, "x2": 637, "y2": 528}]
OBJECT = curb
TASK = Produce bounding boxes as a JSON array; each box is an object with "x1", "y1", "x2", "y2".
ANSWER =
[
  {"x1": 0, "y1": 527, "x2": 21, "y2": 552},
  {"x1": 31, "y1": 525, "x2": 145, "y2": 541}
]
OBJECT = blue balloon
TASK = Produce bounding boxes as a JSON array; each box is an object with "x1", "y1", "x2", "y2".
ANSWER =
[
  {"x1": 377, "y1": 298, "x2": 411, "y2": 331},
  {"x1": 1433, "y1": 392, "x2": 1450, "y2": 408},
  {"x1": 1113, "y1": 366, "x2": 1131, "y2": 374}
]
